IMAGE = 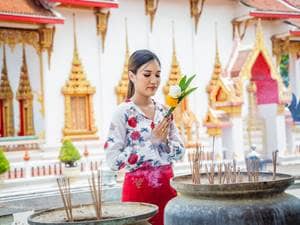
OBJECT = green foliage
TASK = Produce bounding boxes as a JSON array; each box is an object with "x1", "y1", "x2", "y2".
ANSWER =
[
  {"x1": 58, "y1": 139, "x2": 81, "y2": 167},
  {"x1": 279, "y1": 54, "x2": 289, "y2": 87},
  {"x1": 178, "y1": 74, "x2": 198, "y2": 102},
  {"x1": 0, "y1": 148, "x2": 10, "y2": 174},
  {"x1": 166, "y1": 74, "x2": 198, "y2": 117}
]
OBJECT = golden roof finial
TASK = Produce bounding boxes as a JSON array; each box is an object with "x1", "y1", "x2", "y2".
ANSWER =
[
  {"x1": 73, "y1": 14, "x2": 79, "y2": 63},
  {"x1": 214, "y1": 22, "x2": 221, "y2": 72},
  {"x1": 163, "y1": 21, "x2": 181, "y2": 97},
  {"x1": 17, "y1": 45, "x2": 33, "y2": 100},
  {"x1": 2, "y1": 45, "x2": 7, "y2": 75},
  {"x1": 0, "y1": 45, "x2": 13, "y2": 99},
  {"x1": 207, "y1": 23, "x2": 222, "y2": 94},
  {"x1": 115, "y1": 18, "x2": 130, "y2": 104},
  {"x1": 21, "y1": 45, "x2": 28, "y2": 74},
  {"x1": 172, "y1": 20, "x2": 176, "y2": 55},
  {"x1": 65, "y1": 13, "x2": 88, "y2": 85},
  {"x1": 255, "y1": 19, "x2": 264, "y2": 47}
]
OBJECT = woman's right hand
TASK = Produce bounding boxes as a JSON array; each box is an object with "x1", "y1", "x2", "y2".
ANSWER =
[{"x1": 151, "y1": 116, "x2": 171, "y2": 143}]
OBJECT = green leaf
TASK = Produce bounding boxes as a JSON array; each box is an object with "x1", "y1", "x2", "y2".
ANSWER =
[
  {"x1": 178, "y1": 87, "x2": 198, "y2": 102},
  {"x1": 182, "y1": 74, "x2": 196, "y2": 91},
  {"x1": 179, "y1": 75, "x2": 187, "y2": 90}
]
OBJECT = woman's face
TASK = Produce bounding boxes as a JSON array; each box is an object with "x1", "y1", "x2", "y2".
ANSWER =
[{"x1": 129, "y1": 59, "x2": 161, "y2": 98}]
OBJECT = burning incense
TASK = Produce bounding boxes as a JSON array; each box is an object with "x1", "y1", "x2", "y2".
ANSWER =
[
  {"x1": 57, "y1": 177, "x2": 73, "y2": 222},
  {"x1": 88, "y1": 163, "x2": 103, "y2": 220}
]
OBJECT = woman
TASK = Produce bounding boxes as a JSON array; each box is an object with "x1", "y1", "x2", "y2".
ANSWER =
[{"x1": 105, "y1": 49, "x2": 185, "y2": 225}]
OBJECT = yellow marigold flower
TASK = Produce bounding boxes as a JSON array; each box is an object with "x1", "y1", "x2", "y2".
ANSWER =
[{"x1": 166, "y1": 95, "x2": 179, "y2": 108}]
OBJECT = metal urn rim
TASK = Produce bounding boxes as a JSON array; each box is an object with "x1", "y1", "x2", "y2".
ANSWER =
[
  {"x1": 170, "y1": 172, "x2": 295, "y2": 198},
  {"x1": 27, "y1": 202, "x2": 158, "y2": 225}
]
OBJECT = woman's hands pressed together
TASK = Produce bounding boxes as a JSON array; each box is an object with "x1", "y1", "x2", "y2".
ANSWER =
[{"x1": 151, "y1": 116, "x2": 171, "y2": 143}]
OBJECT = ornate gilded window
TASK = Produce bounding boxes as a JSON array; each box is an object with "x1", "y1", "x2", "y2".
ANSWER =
[{"x1": 62, "y1": 29, "x2": 97, "y2": 140}]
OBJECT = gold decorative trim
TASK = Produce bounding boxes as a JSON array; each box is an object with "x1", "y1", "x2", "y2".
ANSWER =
[
  {"x1": 272, "y1": 35, "x2": 300, "y2": 65},
  {"x1": 115, "y1": 18, "x2": 130, "y2": 104},
  {"x1": 16, "y1": 46, "x2": 35, "y2": 136},
  {"x1": 145, "y1": 0, "x2": 159, "y2": 32},
  {"x1": 231, "y1": 17, "x2": 256, "y2": 40},
  {"x1": 38, "y1": 26, "x2": 55, "y2": 68},
  {"x1": 62, "y1": 15, "x2": 98, "y2": 141},
  {"x1": 240, "y1": 20, "x2": 289, "y2": 105},
  {"x1": 95, "y1": 8, "x2": 110, "y2": 53},
  {"x1": 0, "y1": 45, "x2": 14, "y2": 137},
  {"x1": 38, "y1": 52, "x2": 45, "y2": 117},
  {"x1": 189, "y1": 0, "x2": 206, "y2": 34},
  {"x1": 0, "y1": 27, "x2": 54, "y2": 56}
]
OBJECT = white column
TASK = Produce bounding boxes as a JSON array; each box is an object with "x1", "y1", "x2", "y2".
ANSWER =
[
  {"x1": 211, "y1": 135, "x2": 223, "y2": 160},
  {"x1": 258, "y1": 104, "x2": 278, "y2": 159},
  {"x1": 285, "y1": 123, "x2": 294, "y2": 155},
  {"x1": 276, "y1": 114, "x2": 287, "y2": 156},
  {"x1": 231, "y1": 117, "x2": 245, "y2": 161},
  {"x1": 222, "y1": 126, "x2": 233, "y2": 160},
  {"x1": 289, "y1": 54, "x2": 300, "y2": 98}
]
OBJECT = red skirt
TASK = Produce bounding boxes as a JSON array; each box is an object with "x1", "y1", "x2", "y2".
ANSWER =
[{"x1": 122, "y1": 164, "x2": 177, "y2": 225}]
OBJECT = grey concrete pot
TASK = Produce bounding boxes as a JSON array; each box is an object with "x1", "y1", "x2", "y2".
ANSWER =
[
  {"x1": 28, "y1": 202, "x2": 157, "y2": 225},
  {"x1": 165, "y1": 172, "x2": 300, "y2": 225}
]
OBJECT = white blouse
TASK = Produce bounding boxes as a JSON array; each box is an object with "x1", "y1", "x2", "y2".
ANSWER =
[{"x1": 104, "y1": 99, "x2": 185, "y2": 172}]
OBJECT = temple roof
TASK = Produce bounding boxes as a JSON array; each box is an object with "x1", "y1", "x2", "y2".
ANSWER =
[
  {"x1": 0, "y1": 0, "x2": 63, "y2": 24},
  {"x1": 240, "y1": 0, "x2": 300, "y2": 18},
  {"x1": 49, "y1": 0, "x2": 119, "y2": 8},
  {"x1": 203, "y1": 107, "x2": 231, "y2": 128},
  {"x1": 286, "y1": 18, "x2": 300, "y2": 27},
  {"x1": 284, "y1": 0, "x2": 300, "y2": 9},
  {"x1": 230, "y1": 49, "x2": 251, "y2": 78}
]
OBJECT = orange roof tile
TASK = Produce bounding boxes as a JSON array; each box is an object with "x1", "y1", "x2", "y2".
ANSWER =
[{"x1": 0, "y1": 0, "x2": 63, "y2": 24}]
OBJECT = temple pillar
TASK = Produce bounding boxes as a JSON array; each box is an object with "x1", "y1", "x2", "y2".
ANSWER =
[
  {"x1": 258, "y1": 103, "x2": 284, "y2": 159},
  {"x1": 289, "y1": 55, "x2": 300, "y2": 98},
  {"x1": 231, "y1": 117, "x2": 244, "y2": 160},
  {"x1": 222, "y1": 126, "x2": 233, "y2": 160},
  {"x1": 211, "y1": 135, "x2": 223, "y2": 160},
  {"x1": 276, "y1": 114, "x2": 287, "y2": 156}
]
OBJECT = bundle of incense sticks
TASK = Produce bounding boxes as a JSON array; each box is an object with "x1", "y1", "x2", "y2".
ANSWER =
[
  {"x1": 245, "y1": 158, "x2": 260, "y2": 182},
  {"x1": 88, "y1": 165, "x2": 103, "y2": 220},
  {"x1": 57, "y1": 177, "x2": 73, "y2": 222},
  {"x1": 188, "y1": 145, "x2": 202, "y2": 184}
]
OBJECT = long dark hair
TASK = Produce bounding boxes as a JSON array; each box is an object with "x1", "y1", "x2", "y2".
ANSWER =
[{"x1": 127, "y1": 49, "x2": 161, "y2": 99}]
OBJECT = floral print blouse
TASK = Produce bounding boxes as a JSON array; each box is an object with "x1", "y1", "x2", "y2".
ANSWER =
[{"x1": 104, "y1": 99, "x2": 185, "y2": 172}]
